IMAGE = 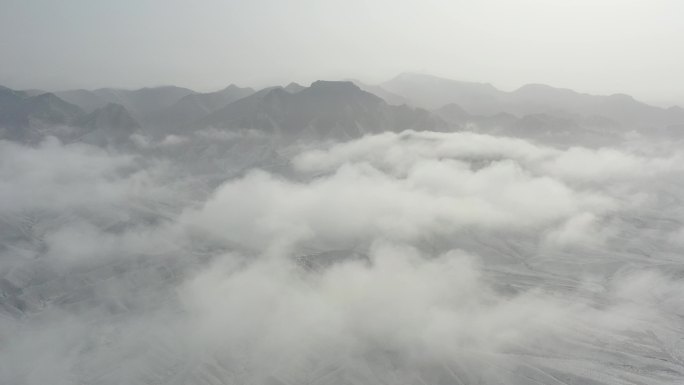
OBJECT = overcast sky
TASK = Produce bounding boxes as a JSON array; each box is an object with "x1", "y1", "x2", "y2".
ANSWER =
[{"x1": 1, "y1": 0, "x2": 682, "y2": 106}]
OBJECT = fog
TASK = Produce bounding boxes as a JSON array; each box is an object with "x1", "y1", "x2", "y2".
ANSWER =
[
  {"x1": 2, "y1": 128, "x2": 684, "y2": 384},
  {"x1": 2, "y1": 0, "x2": 684, "y2": 381}
]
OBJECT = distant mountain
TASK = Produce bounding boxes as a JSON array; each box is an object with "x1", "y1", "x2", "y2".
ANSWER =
[
  {"x1": 0, "y1": 86, "x2": 140, "y2": 144},
  {"x1": 382, "y1": 73, "x2": 504, "y2": 114},
  {"x1": 667, "y1": 105, "x2": 684, "y2": 119},
  {"x1": 434, "y1": 103, "x2": 471, "y2": 125},
  {"x1": 346, "y1": 79, "x2": 412, "y2": 106},
  {"x1": 383, "y1": 73, "x2": 684, "y2": 130},
  {"x1": 0, "y1": 85, "x2": 29, "y2": 118},
  {"x1": 0, "y1": 87, "x2": 84, "y2": 142},
  {"x1": 436, "y1": 101, "x2": 623, "y2": 146},
  {"x1": 151, "y1": 84, "x2": 254, "y2": 130},
  {"x1": 19, "y1": 89, "x2": 47, "y2": 97},
  {"x1": 198, "y1": 80, "x2": 446, "y2": 140},
  {"x1": 56, "y1": 86, "x2": 195, "y2": 124},
  {"x1": 5, "y1": 74, "x2": 684, "y2": 145},
  {"x1": 74, "y1": 103, "x2": 141, "y2": 145},
  {"x1": 284, "y1": 82, "x2": 306, "y2": 93},
  {"x1": 509, "y1": 84, "x2": 682, "y2": 128}
]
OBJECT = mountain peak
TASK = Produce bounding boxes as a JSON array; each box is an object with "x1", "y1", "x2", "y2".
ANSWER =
[
  {"x1": 390, "y1": 72, "x2": 497, "y2": 89},
  {"x1": 607, "y1": 93, "x2": 636, "y2": 102},
  {"x1": 222, "y1": 84, "x2": 250, "y2": 92},
  {"x1": 284, "y1": 82, "x2": 305, "y2": 93},
  {"x1": 382, "y1": 73, "x2": 502, "y2": 112},
  {"x1": 309, "y1": 80, "x2": 361, "y2": 91},
  {"x1": 515, "y1": 83, "x2": 574, "y2": 93},
  {"x1": 77, "y1": 102, "x2": 140, "y2": 130},
  {"x1": 198, "y1": 79, "x2": 443, "y2": 138},
  {"x1": 512, "y1": 84, "x2": 583, "y2": 99},
  {"x1": 301, "y1": 81, "x2": 381, "y2": 106},
  {"x1": 263, "y1": 86, "x2": 289, "y2": 97},
  {"x1": 100, "y1": 102, "x2": 129, "y2": 112}
]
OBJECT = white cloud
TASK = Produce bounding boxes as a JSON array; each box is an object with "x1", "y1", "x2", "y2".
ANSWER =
[
  {"x1": 540, "y1": 146, "x2": 681, "y2": 181},
  {"x1": 178, "y1": 243, "x2": 571, "y2": 365},
  {"x1": 159, "y1": 134, "x2": 188, "y2": 146},
  {"x1": 0, "y1": 138, "x2": 135, "y2": 213},
  {"x1": 185, "y1": 132, "x2": 626, "y2": 254},
  {"x1": 2, "y1": 131, "x2": 684, "y2": 384},
  {"x1": 544, "y1": 212, "x2": 608, "y2": 247},
  {"x1": 183, "y1": 160, "x2": 610, "y2": 254},
  {"x1": 294, "y1": 131, "x2": 682, "y2": 183}
]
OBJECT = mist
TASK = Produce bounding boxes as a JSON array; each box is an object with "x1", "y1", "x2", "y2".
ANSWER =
[
  {"x1": 3, "y1": 1, "x2": 684, "y2": 383},
  {"x1": 2, "y1": 125, "x2": 684, "y2": 384}
]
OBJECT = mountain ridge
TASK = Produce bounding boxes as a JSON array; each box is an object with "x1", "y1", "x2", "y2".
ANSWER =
[
  {"x1": 383, "y1": 72, "x2": 684, "y2": 129},
  {"x1": 196, "y1": 80, "x2": 446, "y2": 140},
  {"x1": 2, "y1": 73, "x2": 683, "y2": 145}
]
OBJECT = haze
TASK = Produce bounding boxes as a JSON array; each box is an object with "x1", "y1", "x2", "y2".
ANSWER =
[
  {"x1": 3, "y1": 2, "x2": 684, "y2": 384},
  {"x1": 1, "y1": 0, "x2": 683, "y2": 106}
]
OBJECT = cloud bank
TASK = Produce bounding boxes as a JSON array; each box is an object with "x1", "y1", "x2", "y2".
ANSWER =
[{"x1": 1, "y1": 131, "x2": 683, "y2": 384}]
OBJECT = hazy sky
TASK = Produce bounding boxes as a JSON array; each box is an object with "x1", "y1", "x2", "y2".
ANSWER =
[{"x1": 1, "y1": 0, "x2": 682, "y2": 106}]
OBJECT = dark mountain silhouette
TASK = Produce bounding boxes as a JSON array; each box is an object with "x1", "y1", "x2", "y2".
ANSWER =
[
  {"x1": 284, "y1": 82, "x2": 306, "y2": 93},
  {"x1": 198, "y1": 80, "x2": 446, "y2": 140},
  {"x1": 346, "y1": 79, "x2": 412, "y2": 106},
  {"x1": 74, "y1": 103, "x2": 141, "y2": 145},
  {"x1": 56, "y1": 86, "x2": 195, "y2": 124},
  {"x1": 150, "y1": 84, "x2": 255, "y2": 129},
  {"x1": 3, "y1": 74, "x2": 684, "y2": 145},
  {"x1": 0, "y1": 86, "x2": 141, "y2": 144},
  {"x1": 0, "y1": 87, "x2": 85, "y2": 142}
]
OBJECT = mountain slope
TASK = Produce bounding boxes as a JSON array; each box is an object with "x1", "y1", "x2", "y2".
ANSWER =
[
  {"x1": 0, "y1": 86, "x2": 142, "y2": 144},
  {"x1": 510, "y1": 84, "x2": 684, "y2": 128},
  {"x1": 74, "y1": 103, "x2": 141, "y2": 145},
  {"x1": 284, "y1": 82, "x2": 306, "y2": 93},
  {"x1": 0, "y1": 88, "x2": 85, "y2": 142},
  {"x1": 383, "y1": 73, "x2": 684, "y2": 130},
  {"x1": 151, "y1": 85, "x2": 255, "y2": 130},
  {"x1": 56, "y1": 86, "x2": 196, "y2": 124},
  {"x1": 346, "y1": 79, "x2": 411, "y2": 106},
  {"x1": 382, "y1": 73, "x2": 505, "y2": 113},
  {"x1": 198, "y1": 81, "x2": 446, "y2": 140}
]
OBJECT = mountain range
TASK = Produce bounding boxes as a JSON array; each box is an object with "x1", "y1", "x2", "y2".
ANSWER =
[
  {"x1": 0, "y1": 86, "x2": 140, "y2": 144},
  {"x1": 196, "y1": 80, "x2": 444, "y2": 140},
  {"x1": 2, "y1": 73, "x2": 683, "y2": 145}
]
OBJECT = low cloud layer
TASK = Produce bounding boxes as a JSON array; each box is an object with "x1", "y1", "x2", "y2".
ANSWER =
[{"x1": 1, "y1": 131, "x2": 684, "y2": 384}]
